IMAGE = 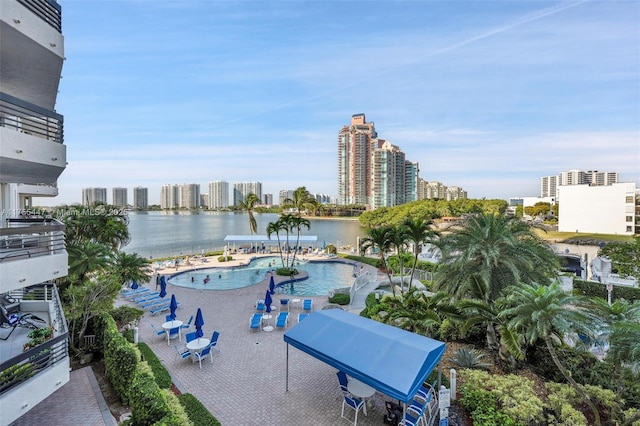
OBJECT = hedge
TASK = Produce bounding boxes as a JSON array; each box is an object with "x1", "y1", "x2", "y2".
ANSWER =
[
  {"x1": 328, "y1": 293, "x2": 350, "y2": 305},
  {"x1": 178, "y1": 393, "x2": 221, "y2": 426},
  {"x1": 137, "y1": 342, "x2": 172, "y2": 389},
  {"x1": 573, "y1": 279, "x2": 640, "y2": 302}
]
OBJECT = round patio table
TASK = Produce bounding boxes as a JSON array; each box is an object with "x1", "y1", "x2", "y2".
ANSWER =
[
  {"x1": 348, "y1": 377, "x2": 376, "y2": 415},
  {"x1": 162, "y1": 320, "x2": 183, "y2": 345}
]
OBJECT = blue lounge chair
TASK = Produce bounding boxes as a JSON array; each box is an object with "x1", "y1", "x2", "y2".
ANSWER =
[
  {"x1": 139, "y1": 298, "x2": 164, "y2": 309},
  {"x1": 250, "y1": 313, "x2": 262, "y2": 331},
  {"x1": 150, "y1": 304, "x2": 171, "y2": 315},
  {"x1": 194, "y1": 344, "x2": 213, "y2": 369},
  {"x1": 298, "y1": 313, "x2": 308, "y2": 322},
  {"x1": 275, "y1": 312, "x2": 289, "y2": 329},
  {"x1": 302, "y1": 299, "x2": 313, "y2": 312},
  {"x1": 173, "y1": 344, "x2": 191, "y2": 362},
  {"x1": 341, "y1": 393, "x2": 364, "y2": 426},
  {"x1": 185, "y1": 331, "x2": 197, "y2": 343},
  {"x1": 256, "y1": 300, "x2": 265, "y2": 312},
  {"x1": 181, "y1": 315, "x2": 194, "y2": 329},
  {"x1": 150, "y1": 324, "x2": 165, "y2": 339},
  {"x1": 133, "y1": 292, "x2": 160, "y2": 303}
]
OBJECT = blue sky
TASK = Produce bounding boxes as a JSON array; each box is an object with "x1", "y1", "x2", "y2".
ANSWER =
[{"x1": 52, "y1": 0, "x2": 639, "y2": 205}]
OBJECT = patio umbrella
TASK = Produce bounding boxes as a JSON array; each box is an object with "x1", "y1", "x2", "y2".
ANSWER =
[
  {"x1": 159, "y1": 279, "x2": 167, "y2": 298},
  {"x1": 195, "y1": 308, "x2": 205, "y2": 339},
  {"x1": 269, "y1": 275, "x2": 275, "y2": 294},
  {"x1": 265, "y1": 290, "x2": 273, "y2": 316},
  {"x1": 169, "y1": 294, "x2": 178, "y2": 320},
  {"x1": 131, "y1": 281, "x2": 138, "y2": 290}
]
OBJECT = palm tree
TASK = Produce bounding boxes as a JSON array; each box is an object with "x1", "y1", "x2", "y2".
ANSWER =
[
  {"x1": 111, "y1": 251, "x2": 152, "y2": 287},
  {"x1": 266, "y1": 220, "x2": 285, "y2": 267},
  {"x1": 387, "y1": 225, "x2": 410, "y2": 293},
  {"x1": 434, "y1": 212, "x2": 559, "y2": 303},
  {"x1": 500, "y1": 282, "x2": 602, "y2": 425},
  {"x1": 382, "y1": 289, "x2": 459, "y2": 337},
  {"x1": 288, "y1": 215, "x2": 310, "y2": 269},
  {"x1": 360, "y1": 225, "x2": 396, "y2": 296},
  {"x1": 238, "y1": 193, "x2": 260, "y2": 234},
  {"x1": 283, "y1": 186, "x2": 313, "y2": 216},
  {"x1": 67, "y1": 240, "x2": 112, "y2": 284},
  {"x1": 403, "y1": 217, "x2": 439, "y2": 290}
]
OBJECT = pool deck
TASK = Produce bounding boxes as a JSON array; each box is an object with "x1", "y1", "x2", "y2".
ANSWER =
[{"x1": 123, "y1": 252, "x2": 390, "y2": 425}]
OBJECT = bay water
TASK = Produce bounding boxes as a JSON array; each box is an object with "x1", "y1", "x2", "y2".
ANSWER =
[{"x1": 122, "y1": 211, "x2": 365, "y2": 259}]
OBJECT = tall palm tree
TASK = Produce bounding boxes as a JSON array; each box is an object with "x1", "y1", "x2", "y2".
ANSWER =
[
  {"x1": 500, "y1": 282, "x2": 602, "y2": 425},
  {"x1": 67, "y1": 240, "x2": 112, "y2": 284},
  {"x1": 360, "y1": 225, "x2": 396, "y2": 296},
  {"x1": 434, "y1": 212, "x2": 558, "y2": 303},
  {"x1": 403, "y1": 217, "x2": 439, "y2": 290},
  {"x1": 283, "y1": 186, "x2": 314, "y2": 216},
  {"x1": 266, "y1": 220, "x2": 286, "y2": 268},
  {"x1": 289, "y1": 215, "x2": 310, "y2": 269},
  {"x1": 238, "y1": 193, "x2": 260, "y2": 234},
  {"x1": 387, "y1": 225, "x2": 410, "y2": 293},
  {"x1": 111, "y1": 251, "x2": 152, "y2": 287}
]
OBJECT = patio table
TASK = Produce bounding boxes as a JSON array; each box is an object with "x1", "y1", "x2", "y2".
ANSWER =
[
  {"x1": 348, "y1": 377, "x2": 376, "y2": 415},
  {"x1": 162, "y1": 320, "x2": 183, "y2": 345}
]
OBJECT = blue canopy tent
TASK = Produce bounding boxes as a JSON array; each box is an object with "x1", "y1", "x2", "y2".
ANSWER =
[{"x1": 283, "y1": 309, "x2": 445, "y2": 403}]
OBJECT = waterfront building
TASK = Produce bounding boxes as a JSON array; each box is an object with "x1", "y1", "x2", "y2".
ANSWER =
[
  {"x1": 263, "y1": 193, "x2": 273, "y2": 206},
  {"x1": 279, "y1": 189, "x2": 294, "y2": 206},
  {"x1": 82, "y1": 187, "x2": 107, "y2": 206},
  {"x1": 541, "y1": 169, "x2": 619, "y2": 200},
  {"x1": 133, "y1": 186, "x2": 148, "y2": 209},
  {"x1": 208, "y1": 181, "x2": 229, "y2": 209},
  {"x1": 179, "y1": 183, "x2": 200, "y2": 209},
  {"x1": 112, "y1": 187, "x2": 127, "y2": 207},
  {"x1": 160, "y1": 184, "x2": 179, "y2": 209},
  {"x1": 0, "y1": 1, "x2": 70, "y2": 422},
  {"x1": 337, "y1": 113, "x2": 377, "y2": 206},
  {"x1": 233, "y1": 181, "x2": 262, "y2": 206},
  {"x1": 558, "y1": 182, "x2": 638, "y2": 235}
]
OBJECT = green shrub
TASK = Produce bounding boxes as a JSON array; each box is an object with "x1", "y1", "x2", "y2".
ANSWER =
[
  {"x1": 122, "y1": 328, "x2": 135, "y2": 343},
  {"x1": 137, "y1": 342, "x2": 172, "y2": 389},
  {"x1": 110, "y1": 305, "x2": 144, "y2": 329},
  {"x1": 365, "y1": 292, "x2": 380, "y2": 308},
  {"x1": 275, "y1": 267, "x2": 298, "y2": 276},
  {"x1": 449, "y1": 347, "x2": 492, "y2": 370},
  {"x1": 129, "y1": 362, "x2": 171, "y2": 425},
  {"x1": 328, "y1": 293, "x2": 350, "y2": 305},
  {"x1": 573, "y1": 279, "x2": 640, "y2": 302},
  {"x1": 101, "y1": 315, "x2": 139, "y2": 405},
  {"x1": 217, "y1": 255, "x2": 232, "y2": 262},
  {"x1": 178, "y1": 393, "x2": 221, "y2": 426},
  {"x1": 460, "y1": 386, "x2": 520, "y2": 426},
  {"x1": 438, "y1": 318, "x2": 463, "y2": 341},
  {"x1": 156, "y1": 389, "x2": 193, "y2": 426}
]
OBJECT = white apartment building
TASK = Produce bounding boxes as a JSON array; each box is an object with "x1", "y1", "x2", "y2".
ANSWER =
[
  {"x1": 178, "y1": 183, "x2": 200, "y2": 209},
  {"x1": 112, "y1": 187, "x2": 127, "y2": 207},
  {"x1": 208, "y1": 181, "x2": 229, "y2": 209},
  {"x1": 82, "y1": 187, "x2": 107, "y2": 207},
  {"x1": 0, "y1": 1, "x2": 70, "y2": 423},
  {"x1": 133, "y1": 186, "x2": 148, "y2": 210},
  {"x1": 160, "y1": 184, "x2": 179, "y2": 209},
  {"x1": 541, "y1": 169, "x2": 619, "y2": 200},
  {"x1": 558, "y1": 182, "x2": 637, "y2": 235},
  {"x1": 233, "y1": 182, "x2": 262, "y2": 207}
]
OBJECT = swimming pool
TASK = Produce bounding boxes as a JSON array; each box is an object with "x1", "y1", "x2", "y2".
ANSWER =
[{"x1": 167, "y1": 256, "x2": 356, "y2": 296}]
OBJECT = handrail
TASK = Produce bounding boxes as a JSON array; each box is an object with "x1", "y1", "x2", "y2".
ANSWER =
[
  {"x1": 0, "y1": 220, "x2": 66, "y2": 263},
  {"x1": 16, "y1": 0, "x2": 62, "y2": 33},
  {"x1": 0, "y1": 92, "x2": 64, "y2": 144}
]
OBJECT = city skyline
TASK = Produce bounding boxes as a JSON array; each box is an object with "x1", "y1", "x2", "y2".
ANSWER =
[{"x1": 50, "y1": 1, "x2": 638, "y2": 205}]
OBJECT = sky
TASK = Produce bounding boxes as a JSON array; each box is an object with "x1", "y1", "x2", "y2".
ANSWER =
[{"x1": 51, "y1": 0, "x2": 640, "y2": 205}]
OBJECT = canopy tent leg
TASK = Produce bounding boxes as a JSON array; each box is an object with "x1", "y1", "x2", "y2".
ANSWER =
[{"x1": 286, "y1": 343, "x2": 289, "y2": 392}]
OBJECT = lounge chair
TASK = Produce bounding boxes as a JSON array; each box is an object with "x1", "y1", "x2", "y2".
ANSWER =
[
  {"x1": 150, "y1": 324, "x2": 166, "y2": 339},
  {"x1": 298, "y1": 313, "x2": 308, "y2": 322},
  {"x1": 250, "y1": 313, "x2": 262, "y2": 331},
  {"x1": 341, "y1": 393, "x2": 364, "y2": 426},
  {"x1": 173, "y1": 344, "x2": 191, "y2": 362},
  {"x1": 139, "y1": 298, "x2": 164, "y2": 309},
  {"x1": 150, "y1": 304, "x2": 171, "y2": 315},
  {"x1": 181, "y1": 315, "x2": 194, "y2": 329},
  {"x1": 302, "y1": 299, "x2": 313, "y2": 312},
  {"x1": 194, "y1": 344, "x2": 213, "y2": 369},
  {"x1": 256, "y1": 300, "x2": 265, "y2": 312},
  {"x1": 275, "y1": 311, "x2": 289, "y2": 329}
]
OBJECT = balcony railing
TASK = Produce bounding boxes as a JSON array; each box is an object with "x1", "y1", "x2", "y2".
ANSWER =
[
  {"x1": 0, "y1": 92, "x2": 64, "y2": 144},
  {"x1": 0, "y1": 218, "x2": 65, "y2": 263},
  {"x1": 0, "y1": 284, "x2": 68, "y2": 395},
  {"x1": 16, "y1": 0, "x2": 62, "y2": 33}
]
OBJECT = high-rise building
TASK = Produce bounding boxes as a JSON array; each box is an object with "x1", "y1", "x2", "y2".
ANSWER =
[
  {"x1": 82, "y1": 187, "x2": 107, "y2": 206},
  {"x1": 279, "y1": 189, "x2": 294, "y2": 206},
  {"x1": 233, "y1": 182, "x2": 262, "y2": 206},
  {"x1": 133, "y1": 187, "x2": 148, "y2": 209},
  {"x1": 208, "y1": 181, "x2": 229, "y2": 209},
  {"x1": 541, "y1": 169, "x2": 619, "y2": 200},
  {"x1": 337, "y1": 113, "x2": 377, "y2": 206},
  {"x1": 263, "y1": 193, "x2": 273, "y2": 206},
  {"x1": 160, "y1": 184, "x2": 179, "y2": 209},
  {"x1": 112, "y1": 187, "x2": 127, "y2": 207},
  {"x1": 0, "y1": 1, "x2": 70, "y2": 421},
  {"x1": 179, "y1": 183, "x2": 200, "y2": 208},
  {"x1": 404, "y1": 161, "x2": 419, "y2": 204}
]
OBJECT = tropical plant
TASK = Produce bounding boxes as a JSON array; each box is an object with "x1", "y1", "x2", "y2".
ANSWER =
[
  {"x1": 402, "y1": 216, "x2": 439, "y2": 291},
  {"x1": 359, "y1": 225, "x2": 396, "y2": 296},
  {"x1": 66, "y1": 240, "x2": 112, "y2": 284},
  {"x1": 288, "y1": 215, "x2": 310, "y2": 269},
  {"x1": 283, "y1": 186, "x2": 314, "y2": 215},
  {"x1": 387, "y1": 225, "x2": 410, "y2": 293},
  {"x1": 238, "y1": 192, "x2": 260, "y2": 234},
  {"x1": 599, "y1": 237, "x2": 640, "y2": 279},
  {"x1": 449, "y1": 347, "x2": 492, "y2": 370},
  {"x1": 111, "y1": 251, "x2": 152, "y2": 287},
  {"x1": 500, "y1": 282, "x2": 603, "y2": 425}
]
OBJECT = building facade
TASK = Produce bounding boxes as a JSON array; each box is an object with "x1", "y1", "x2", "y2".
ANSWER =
[
  {"x1": 337, "y1": 114, "x2": 377, "y2": 206},
  {"x1": 208, "y1": 181, "x2": 229, "y2": 209},
  {"x1": 82, "y1": 187, "x2": 107, "y2": 207},
  {"x1": 233, "y1": 182, "x2": 262, "y2": 207},
  {"x1": 541, "y1": 169, "x2": 619, "y2": 199},
  {"x1": 160, "y1": 184, "x2": 179, "y2": 209},
  {"x1": 178, "y1": 183, "x2": 200, "y2": 209},
  {"x1": 558, "y1": 182, "x2": 637, "y2": 235},
  {"x1": 133, "y1": 187, "x2": 148, "y2": 210},
  {"x1": 0, "y1": 1, "x2": 70, "y2": 422},
  {"x1": 112, "y1": 187, "x2": 127, "y2": 207}
]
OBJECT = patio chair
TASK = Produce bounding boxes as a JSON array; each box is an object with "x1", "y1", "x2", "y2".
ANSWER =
[
  {"x1": 139, "y1": 298, "x2": 164, "y2": 309},
  {"x1": 209, "y1": 331, "x2": 220, "y2": 352},
  {"x1": 181, "y1": 315, "x2": 194, "y2": 329},
  {"x1": 275, "y1": 311, "x2": 289, "y2": 329},
  {"x1": 341, "y1": 393, "x2": 365, "y2": 426},
  {"x1": 150, "y1": 324, "x2": 166, "y2": 338},
  {"x1": 250, "y1": 313, "x2": 262, "y2": 331},
  {"x1": 185, "y1": 331, "x2": 197, "y2": 343},
  {"x1": 168, "y1": 326, "x2": 180, "y2": 341},
  {"x1": 255, "y1": 300, "x2": 265, "y2": 312},
  {"x1": 279, "y1": 298, "x2": 290, "y2": 311},
  {"x1": 165, "y1": 315, "x2": 173, "y2": 322},
  {"x1": 194, "y1": 344, "x2": 213, "y2": 369},
  {"x1": 173, "y1": 344, "x2": 191, "y2": 362},
  {"x1": 298, "y1": 313, "x2": 308, "y2": 322},
  {"x1": 150, "y1": 303, "x2": 171, "y2": 315},
  {"x1": 302, "y1": 299, "x2": 313, "y2": 312}
]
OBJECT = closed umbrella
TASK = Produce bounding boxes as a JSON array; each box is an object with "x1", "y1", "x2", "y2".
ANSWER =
[
  {"x1": 131, "y1": 281, "x2": 138, "y2": 290},
  {"x1": 159, "y1": 277, "x2": 167, "y2": 298},
  {"x1": 195, "y1": 308, "x2": 204, "y2": 340},
  {"x1": 269, "y1": 275, "x2": 275, "y2": 294},
  {"x1": 265, "y1": 290, "x2": 273, "y2": 316},
  {"x1": 169, "y1": 294, "x2": 178, "y2": 321}
]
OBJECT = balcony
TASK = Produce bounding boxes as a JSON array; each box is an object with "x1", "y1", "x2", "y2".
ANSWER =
[
  {"x1": 17, "y1": 0, "x2": 62, "y2": 33},
  {"x1": 0, "y1": 92, "x2": 63, "y2": 144},
  {"x1": 0, "y1": 283, "x2": 69, "y2": 425},
  {"x1": 0, "y1": 219, "x2": 67, "y2": 294}
]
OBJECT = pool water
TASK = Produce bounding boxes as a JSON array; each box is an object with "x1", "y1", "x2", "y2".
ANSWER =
[{"x1": 167, "y1": 256, "x2": 356, "y2": 296}]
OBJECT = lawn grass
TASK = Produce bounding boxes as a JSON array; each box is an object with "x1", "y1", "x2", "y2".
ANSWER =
[{"x1": 534, "y1": 229, "x2": 634, "y2": 244}]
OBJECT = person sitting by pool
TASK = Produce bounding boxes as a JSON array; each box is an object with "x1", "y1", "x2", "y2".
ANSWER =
[{"x1": 204, "y1": 275, "x2": 210, "y2": 284}]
